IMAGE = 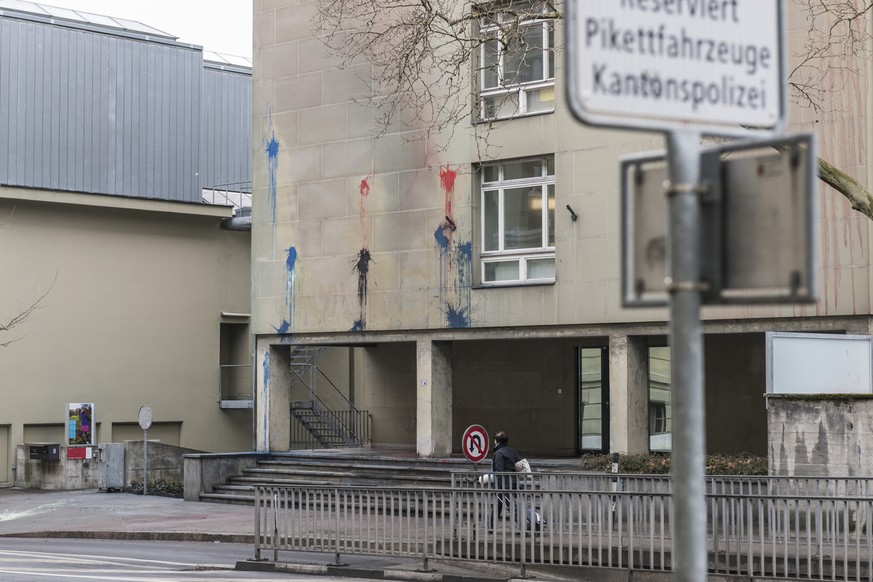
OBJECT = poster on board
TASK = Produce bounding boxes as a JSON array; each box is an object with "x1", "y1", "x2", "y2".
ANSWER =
[{"x1": 68, "y1": 402, "x2": 94, "y2": 446}]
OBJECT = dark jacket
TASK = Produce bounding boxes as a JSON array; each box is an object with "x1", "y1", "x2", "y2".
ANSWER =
[{"x1": 491, "y1": 443, "x2": 520, "y2": 489}]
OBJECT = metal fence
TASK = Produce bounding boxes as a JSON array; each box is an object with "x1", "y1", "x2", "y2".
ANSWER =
[{"x1": 253, "y1": 474, "x2": 873, "y2": 580}]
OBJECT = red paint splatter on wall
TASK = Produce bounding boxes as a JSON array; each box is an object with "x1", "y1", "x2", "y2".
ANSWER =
[
  {"x1": 439, "y1": 166, "x2": 457, "y2": 216},
  {"x1": 359, "y1": 176, "x2": 372, "y2": 248},
  {"x1": 439, "y1": 166, "x2": 457, "y2": 194}
]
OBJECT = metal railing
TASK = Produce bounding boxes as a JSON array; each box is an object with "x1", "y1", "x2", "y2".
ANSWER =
[
  {"x1": 219, "y1": 363, "x2": 253, "y2": 401},
  {"x1": 253, "y1": 475, "x2": 873, "y2": 580},
  {"x1": 290, "y1": 409, "x2": 371, "y2": 449},
  {"x1": 203, "y1": 181, "x2": 252, "y2": 210}
]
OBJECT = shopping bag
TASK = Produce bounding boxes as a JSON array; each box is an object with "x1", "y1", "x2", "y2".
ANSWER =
[{"x1": 515, "y1": 458, "x2": 531, "y2": 473}]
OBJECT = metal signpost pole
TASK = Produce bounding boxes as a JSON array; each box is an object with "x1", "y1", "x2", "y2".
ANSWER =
[
  {"x1": 666, "y1": 130, "x2": 706, "y2": 582},
  {"x1": 138, "y1": 406, "x2": 153, "y2": 497},
  {"x1": 143, "y1": 427, "x2": 148, "y2": 496}
]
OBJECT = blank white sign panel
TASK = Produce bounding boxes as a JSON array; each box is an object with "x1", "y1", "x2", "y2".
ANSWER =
[{"x1": 767, "y1": 332, "x2": 873, "y2": 394}]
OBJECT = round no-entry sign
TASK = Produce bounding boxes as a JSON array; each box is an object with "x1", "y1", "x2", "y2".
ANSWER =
[{"x1": 462, "y1": 424, "x2": 489, "y2": 464}]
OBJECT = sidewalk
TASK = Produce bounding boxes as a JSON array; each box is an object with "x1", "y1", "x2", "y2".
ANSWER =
[{"x1": 0, "y1": 488, "x2": 573, "y2": 582}]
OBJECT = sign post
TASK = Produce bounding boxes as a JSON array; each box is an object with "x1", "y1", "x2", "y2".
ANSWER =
[
  {"x1": 138, "y1": 406, "x2": 153, "y2": 496},
  {"x1": 567, "y1": 3, "x2": 790, "y2": 582},
  {"x1": 461, "y1": 424, "x2": 489, "y2": 465}
]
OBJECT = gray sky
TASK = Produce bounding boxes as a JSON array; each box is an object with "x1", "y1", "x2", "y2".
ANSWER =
[{"x1": 37, "y1": 0, "x2": 253, "y2": 58}]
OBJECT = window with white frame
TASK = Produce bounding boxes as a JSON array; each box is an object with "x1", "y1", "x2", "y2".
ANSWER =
[
  {"x1": 478, "y1": 1, "x2": 556, "y2": 120},
  {"x1": 480, "y1": 157, "x2": 555, "y2": 284}
]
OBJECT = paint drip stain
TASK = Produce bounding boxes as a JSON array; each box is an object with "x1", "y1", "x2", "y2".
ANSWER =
[
  {"x1": 352, "y1": 248, "x2": 372, "y2": 331},
  {"x1": 261, "y1": 352, "x2": 271, "y2": 450},
  {"x1": 264, "y1": 109, "x2": 280, "y2": 223},
  {"x1": 272, "y1": 245, "x2": 297, "y2": 334},
  {"x1": 434, "y1": 165, "x2": 472, "y2": 328}
]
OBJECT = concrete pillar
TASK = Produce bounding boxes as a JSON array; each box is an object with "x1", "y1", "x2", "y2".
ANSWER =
[
  {"x1": 416, "y1": 339, "x2": 453, "y2": 457},
  {"x1": 609, "y1": 334, "x2": 649, "y2": 454},
  {"x1": 254, "y1": 340, "x2": 292, "y2": 452}
]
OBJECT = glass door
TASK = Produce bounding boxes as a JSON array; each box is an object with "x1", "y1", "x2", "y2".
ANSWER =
[{"x1": 578, "y1": 347, "x2": 609, "y2": 454}]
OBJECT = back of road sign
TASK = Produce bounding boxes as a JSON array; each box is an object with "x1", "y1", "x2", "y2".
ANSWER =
[
  {"x1": 620, "y1": 134, "x2": 818, "y2": 306},
  {"x1": 566, "y1": 0, "x2": 786, "y2": 137}
]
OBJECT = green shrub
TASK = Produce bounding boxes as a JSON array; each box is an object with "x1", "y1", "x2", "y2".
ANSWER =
[
  {"x1": 125, "y1": 478, "x2": 184, "y2": 498},
  {"x1": 577, "y1": 452, "x2": 767, "y2": 475}
]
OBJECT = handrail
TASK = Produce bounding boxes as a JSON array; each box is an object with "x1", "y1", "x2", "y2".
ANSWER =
[{"x1": 315, "y1": 366, "x2": 361, "y2": 417}]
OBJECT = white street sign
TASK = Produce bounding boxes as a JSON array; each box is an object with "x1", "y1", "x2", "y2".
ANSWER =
[{"x1": 567, "y1": 0, "x2": 786, "y2": 136}]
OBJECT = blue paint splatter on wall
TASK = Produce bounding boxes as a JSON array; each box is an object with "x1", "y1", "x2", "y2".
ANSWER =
[
  {"x1": 280, "y1": 246, "x2": 298, "y2": 334},
  {"x1": 434, "y1": 166, "x2": 472, "y2": 328},
  {"x1": 261, "y1": 351, "x2": 271, "y2": 450},
  {"x1": 265, "y1": 114, "x2": 280, "y2": 224},
  {"x1": 434, "y1": 226, "x2": 450, "y2": 253}
]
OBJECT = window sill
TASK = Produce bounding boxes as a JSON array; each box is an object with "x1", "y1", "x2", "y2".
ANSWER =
[
  {"x1": 474, "y1": 280, "x2": 555, "y2": 290},
  {"x1": 474, "y1": 108, "x2": 555, "y2": 125}
]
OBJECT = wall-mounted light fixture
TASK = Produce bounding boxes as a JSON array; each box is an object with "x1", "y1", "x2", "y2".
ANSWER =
[{"x1": 566, "y1": 204, "x2": 578, "y2": 221}]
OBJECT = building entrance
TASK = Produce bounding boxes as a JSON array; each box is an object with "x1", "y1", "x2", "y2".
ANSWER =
[{"x1": 578, "y1": 347, "x2": 609, "y2": 454}]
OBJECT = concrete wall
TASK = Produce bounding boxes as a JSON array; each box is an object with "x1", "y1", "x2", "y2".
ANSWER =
[
  {"x1": 768, "y1": 396, "x2": 873, "y2": 476},
  {"x1": 14, "y1": 442, "x2": 200, "y2": 490},
  {"x1": 359, "y1": 343, "x2": 417, "y2": 446},
  {"x1": 0, "y1": 189, "x2": 252, "y2": 463}
]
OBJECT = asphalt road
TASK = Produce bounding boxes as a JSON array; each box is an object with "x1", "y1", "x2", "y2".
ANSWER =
[{"x1": 0, "y1": 538, "x2": 378, "y2": 581}]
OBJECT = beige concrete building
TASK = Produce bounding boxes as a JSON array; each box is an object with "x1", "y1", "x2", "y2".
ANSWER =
[
  {"x1": 251, "y1": 0, "x2": 873, "y2": 460},
  {"x1": 0, "y1": 2, "x2": 253, "y2": 486}
]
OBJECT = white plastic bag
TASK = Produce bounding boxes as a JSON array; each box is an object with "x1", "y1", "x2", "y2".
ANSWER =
[
  {"x1": 478, "y1": 473, "x2": 494, "y2": 485},
  {"x1": 515, "y1": 458, "x2": 531, "y2": 473}
]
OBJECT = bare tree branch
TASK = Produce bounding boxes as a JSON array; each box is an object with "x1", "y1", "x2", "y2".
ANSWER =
[
  {"x1": 313, "y1": 0, "x2": 873, "y2": 219},
  {"x1": 0, "y1": 277, "x2": 55, "y2": 347},
  {"x1": 1, "y1": 208, "x2": 55, "y2": 346}
]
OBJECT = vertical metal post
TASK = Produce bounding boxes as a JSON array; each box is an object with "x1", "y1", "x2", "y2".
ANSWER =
[
  {"x1": 666, "y1": 129, "x2": 706, "y2": 582},
  {"x1": 143, "y1": 429, "x2": 148, "y2": 496}
]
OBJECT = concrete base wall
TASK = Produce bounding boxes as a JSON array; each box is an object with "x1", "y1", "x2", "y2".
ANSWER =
[
  {"x1": 183, "y1": 452, "x2": 262, "y2": 501},
  {"x1": 768, "y1": 396, "x2": 873, "y2": 476},
  {"x1": 15, "y1": 441, "x2": 203, "y2": 490},
  {"x1": 15, "y1": 445, "x2": 98, "y2": 490}
]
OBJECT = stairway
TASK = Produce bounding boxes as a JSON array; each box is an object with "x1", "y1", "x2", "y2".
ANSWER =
[
  {"x1": 290, "y1": 400, "x2": 352, "y2": 448},
  {"x1": 199, "y1": 452, "x2": 473, "y2": 505}
]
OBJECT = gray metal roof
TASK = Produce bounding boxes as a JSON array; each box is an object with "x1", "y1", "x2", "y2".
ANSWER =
[
  {"x1": 0, "y1": 0, "x2": 177, "y2": 40},
  {"x1": 0, "y1": 2, "x2": 252, "y2": 206}
]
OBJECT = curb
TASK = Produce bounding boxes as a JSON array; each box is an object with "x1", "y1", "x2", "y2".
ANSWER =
[
  {"x1": 0, "y1": 531, "x2": 254, "y2": 544},
  {"x1": 238, "y1": 559, "x2": 512, "y2": 581}
]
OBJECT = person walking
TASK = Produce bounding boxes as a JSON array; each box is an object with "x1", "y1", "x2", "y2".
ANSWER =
[{"x1": 490, "y1": 431, "x2": 520, "y2": 529}]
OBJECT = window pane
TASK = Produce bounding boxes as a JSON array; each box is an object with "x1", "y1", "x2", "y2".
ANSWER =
[
  {"x1": 546, "y1": 156, "x2": 554, "y2": 176},
  {"x1": 547, "y1": 184, "x2": 555, "y2": 246},
  {"x1": 527, "y1": 258, "x2": 555, "y2": 279},
  {"x1": 483, "y1": 165, "x2": 499, "y2": 183},
  {"x1": 579, "y1": 348, "x2": 603, "y2": 451},
  {"x1": 525, "y1": 86, "x2": 555, "y2": 114},
  {"x1": 648, "y1": 346, "x2": 672, "y2": 452},
  {"x1": 485, "y1": 260, "x2": 519, "y2": 282},
  {"x1": 483, "y1": 190, "x2": 500, "y2": 251},
  {"x1": 547, "y1": 24, "x2": 555, "y2": 79},
  {"x1": 503, "y1": 160, "x2": 541, "y2": 181},
  {"x1": 504, "y1": 187, "x2": 543, "y2": 250},
  {"x1": 505, "y1": 25, "x2": 544, "y2": 85},
  {"x1": 482, "y1": 38, "x2": 499, "y2": 89},
  {"x1": 481, "y1": 92, "x2": 519, "y2": 120}
]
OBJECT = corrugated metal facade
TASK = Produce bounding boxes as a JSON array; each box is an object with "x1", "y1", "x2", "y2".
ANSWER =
[
  {"x1": 0, "y1": 12, "x2": 251, "y2": 203},
  {"x1": 200, "y1": 63, "x2": 252, "y2": 193}
]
